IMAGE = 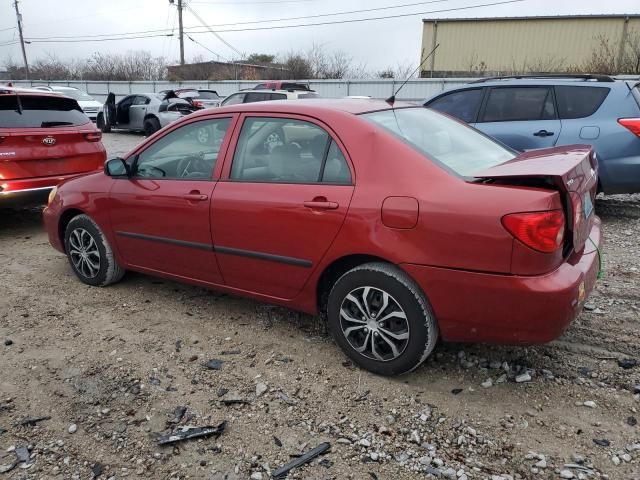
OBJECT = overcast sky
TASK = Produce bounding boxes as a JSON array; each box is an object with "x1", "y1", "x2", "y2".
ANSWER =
[{"x1": 0, "y1": 0, "x2": 638, "y2": 71}]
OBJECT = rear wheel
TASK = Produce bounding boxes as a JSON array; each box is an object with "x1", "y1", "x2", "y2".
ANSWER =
[
  {"x1": 64, "y1": 214, "x2": 125, "y2": 287},
  {"x1": 97, "y1": 113, "x2": 110, "y2": 133},
  {"x1": 327, "y1": 262, "x2": 438, "y2": 376},
  {"x1": 143, "y1": 117, "x2": 161, "y2": 136}
]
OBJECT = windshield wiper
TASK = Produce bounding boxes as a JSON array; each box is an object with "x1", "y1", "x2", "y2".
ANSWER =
[{"x1": 41, "y1": 121, "x2": 74, "y2": 127}]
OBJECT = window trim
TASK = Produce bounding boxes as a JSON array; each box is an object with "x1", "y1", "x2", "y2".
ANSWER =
[
  {"x1": 426, "y1": 87, "x2": 486, "y2": 124},
  {"x1": 477, "y1": 85, "x2": 558, "y2": 123},
  {"x1": 220, "y1": 112, "x2": 354, "y2": 185},
  {"x1": 124, "y1": 115, "x2": 238, "y2": 181}
]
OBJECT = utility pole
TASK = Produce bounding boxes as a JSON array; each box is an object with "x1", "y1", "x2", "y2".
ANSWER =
[
  {"x1": 13, "y1": 0, "x2": 29, "y2": 79},
  {"x1": 177, "y1": 0, "x2": 185, "y2": 65}
]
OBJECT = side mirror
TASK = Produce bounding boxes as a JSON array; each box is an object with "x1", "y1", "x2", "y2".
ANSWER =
[{"x1": 104, "y1": 157, "x2": 130, "y2": 177}]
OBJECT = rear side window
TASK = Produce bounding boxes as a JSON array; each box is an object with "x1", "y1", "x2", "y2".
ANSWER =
[
  {"x1": 0, "y1": 95, "x2": 89, "y2": 128},
  {"x1": 298, "y1": 92, "x2": 320, "y2": 99},
  {"x1": 221, "y1": 93, "x2": 245, "y2": 106},
  {"x1": 270, "y1": 93, "x2": 287, "y2": 100},
  {"x1": 555, "y1": 86, "x2": 609, "y2": 119},
  {"x1": 427, "y1": 89, "x2": 483, "y2": 123},
  {"x1": 245, "y1": 92, "x2": 270, "y2": 103},
  {"x1": 482, "y1": 87, "x2": 555, "y2": 122}
]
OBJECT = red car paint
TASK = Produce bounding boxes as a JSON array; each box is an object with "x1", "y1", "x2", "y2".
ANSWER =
[
  {"x1": 0, "y1": 89, "x2": 105, "y2": 205},
  {"x1": 43, "y1": 99, "x2": 601, "y2": 345}
]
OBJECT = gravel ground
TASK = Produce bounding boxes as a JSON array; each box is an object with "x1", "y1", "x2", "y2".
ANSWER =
[{"x1": 1, "y1": 133, "x2": 640, "y2": 479}]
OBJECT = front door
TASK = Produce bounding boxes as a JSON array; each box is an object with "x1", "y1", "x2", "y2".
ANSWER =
[
  {"x1": 115, "y1": 95, "x2": 136, "y2": 129},
  {"x1": 475, "y1": 86, "x2": 561, "y2": 151},
  {"x1": 128, "y1": 95, "x2": 150, "y2": 130},
  {"x1": 109, "y1": 116, "x2": 234, "y2": 284},
  {"x1": 212, "y1": 114, "x2": 355, "y2": 299}
]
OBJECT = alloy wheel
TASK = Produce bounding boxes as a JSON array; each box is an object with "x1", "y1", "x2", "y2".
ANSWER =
[
  {"x1": 339, "y1": 286, "x2": 410, "y2": 362},
  {"x1": 68, "y1": 228, "x2": 101, "y2": 279}
]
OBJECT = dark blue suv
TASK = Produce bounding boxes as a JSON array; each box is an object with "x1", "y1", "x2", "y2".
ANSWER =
[{"x1": 424, "y1": 75, "x2": 640, "y2": 194}]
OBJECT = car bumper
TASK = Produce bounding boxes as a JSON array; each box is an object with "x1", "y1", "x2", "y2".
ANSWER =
[
  {"x1": 0, "y1": 175, "x2": 70, "y2": 208},
  {"x1": 43, "y1": 201, "x2": 65, "y2": 253},
  {"x1": 401, "y1": 217, "x2": 602, "y2": 344},
  {"x1": 599, "y1": 154, "x2": 640, "y2": 194}
]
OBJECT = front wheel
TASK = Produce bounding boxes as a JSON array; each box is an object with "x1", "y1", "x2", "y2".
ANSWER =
[
  {"x1": 64, "y1": 214, "x2": 125, "y2": 287},
  {"x1": 327, "y1": 262, "x2": 438, "y2": 376},
  {"x1": 143, "y1": 117, "x2": 161, "y2": 137}
]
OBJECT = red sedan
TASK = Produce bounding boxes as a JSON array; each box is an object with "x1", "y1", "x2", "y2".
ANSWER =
[
  {"x1": 0, "y1": 87, "x2": 105, "y2": 207},
  {"x1": 43, "y1": 99, "x2": 601, "y2": 376}
]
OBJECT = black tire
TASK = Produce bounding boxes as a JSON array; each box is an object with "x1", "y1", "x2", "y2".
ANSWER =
[
  {"x1": 143, "y1": 117, "x2": 161, "y2": 137},
  {"x1": 64, "y1": 214, "x2": 125, "y2": 287},
  {"x1": 97, "y1": 113, "x2": 110, "y2": 133},
  {"x1": 327, "y1": 262, "x2": 438, "y2": 376}
]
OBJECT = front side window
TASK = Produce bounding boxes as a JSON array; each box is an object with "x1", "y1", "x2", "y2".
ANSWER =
[
  {"x1": 481, "y1": 87, "x2": 555, "y2": 122},
  {"x1": 221, "y1": 93, "x2": 245, "y2": 106},
  {"x1": 363, "y1": 107, "x2": 514, "y2": 177},
  {"x1": 133, "y1": 118, "x2": 231, "y2": 180},
  {"x1": 427, "y1": 89, "x2": 483, "y2": 123},
  {"x1": 133, "y1": 96, "x2": 150, "y2": 105},
  {"x1": 230, "y1": 117, "x2": 350, "y2": 184}
]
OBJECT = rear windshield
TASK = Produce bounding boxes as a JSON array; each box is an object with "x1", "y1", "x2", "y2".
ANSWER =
[
  {"x1": 196, "y1": 91, "x2": 219, "y2": 99},
  {"x1": 0, "y1": 94, "x2": 89, "y2": 128},
  {"x1": 363, "y1": 107, "x2": 515, "y2": 177}
]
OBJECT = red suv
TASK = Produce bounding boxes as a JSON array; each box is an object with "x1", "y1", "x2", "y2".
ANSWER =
[
  {"x1": 43, "y1": 100, "x2": 601, "y2": 376},
  {"x1": 0, "y1": 87, "x2": 105, "y2": 207}
]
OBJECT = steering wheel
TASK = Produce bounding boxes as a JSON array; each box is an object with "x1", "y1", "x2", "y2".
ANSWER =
[{"x1": 177, "y1": 154, "x2": 210, "y2": 178}]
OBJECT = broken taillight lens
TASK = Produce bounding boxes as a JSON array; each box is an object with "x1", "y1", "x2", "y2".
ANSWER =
[
  {"x1": 502, "y1": 210, "x2": 565, "y2": 253},
  {"x1": 618, "y1": 118, "x2": 640, "y2": 137}
]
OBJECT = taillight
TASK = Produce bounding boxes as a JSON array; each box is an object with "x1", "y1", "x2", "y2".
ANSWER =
[
  {"x1": 502, "y1": 210, "x2": 565, "y2": 253},
  {"x1": 193, "y1": 100, "x2": 203, "y2": 108},
  {"x1": 618, "y1": 118, "x2": 640, "y2": 137},
  {"x1": 84, "y1": 131, "x2": 102, "y2": 142}
]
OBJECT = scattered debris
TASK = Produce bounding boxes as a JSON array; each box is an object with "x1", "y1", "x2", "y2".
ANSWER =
[
  {"x1": 515, "y1": 372, "x2": 532, "y2": 383},
  {"x1": 593, "y1": 438, "x2": 611, "y2": 447},
  {"x1": 274, "y1": 436, "x2": 282, "y2": 447},
  {"x1": 15, "y1": 415, "x2": 50, "y2": 427},
  {"x1": 272, "y1": 442, "x2": 331, "y2": 478},
  {"x1": 216, "y1": 387, "x2": 229, "y2": 397},
  {"x1": 68, "y1": 423, "x2": 78, "y2": 434},
  {"x1": 618, "y1": 358, "x2": 638, "y2": 369},
  {"x1": 205, "y1": 359, "x2": 224, "y2": 370},
  {"x1": 92, "y1": 462, "x2": 104, "y2": 478},
  {"x1": 157, "y1": 422, "x2": 226, "y2": 445},
  {"x1": 256, "y1": 382, "x2": 268, "y2": 397},
  {"x1": 451, "y1": 388, "x2": 463, "y2": 395},
  {"x1": 3, "y1": 339, "x2": 13, "y2": 346},
  {"x1": 14, "y1": 446, "x2": 29, "y2": 464},
  {"x1": 627, "y1": 416, "x2": 637, "y2": 426},
  {"x1": 167, "y1": 406, "x2": 187, "y2": 424}
]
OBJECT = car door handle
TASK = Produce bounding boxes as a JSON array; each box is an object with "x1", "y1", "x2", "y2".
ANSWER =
[
  {"x1": 304, "y1": 199, "x2": 339, "y2": 210},
  {"x1": 183, "y1": 192, "x2": 208, "y2": 201},
  {"x1": 533, "y1": 130, "x2": 554, "y2": 137}
]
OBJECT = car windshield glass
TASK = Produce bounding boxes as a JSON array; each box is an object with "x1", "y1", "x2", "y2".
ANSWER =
[
  {"x1": 58, "y1": 89, "x2": 94, "y2": 101},
  {"x1": 363, "y1": 107, "x2": 515, "y2": 176},
  {"x1": 0, "y1": 94, "x2": 89, "y2": 128},
  {"x1": 196, "y1": 91, "x2": 219, "y2": 99}
]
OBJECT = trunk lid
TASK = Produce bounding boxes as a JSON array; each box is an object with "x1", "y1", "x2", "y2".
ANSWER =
[{"x1": 475, "y1": 145, "x2": 598, "y2": 252}]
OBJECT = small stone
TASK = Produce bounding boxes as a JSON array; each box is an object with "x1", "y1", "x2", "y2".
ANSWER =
[
  {"x1": 583, "y1": 303, "x2": 596, "y2": 311},
  {"x1": 582, "y1": 401, "x2": 597, "y2": 408},
  {"x1": 369, "y1": 452, "x2": 379, "y2": 461},
  {"x1": 534, "y1": 459, "x2": 547, "y2": 468},
  {"x1": 611, "y1": 456, "x2": 621, "y2": 466},
  {"x1": 68, "y1": 424, "x2": 77, "y2": 434},
  {"x1": 409, "y1": 430, "x2": 421, "y2": 444},
  {"x1": 481, "y1": 378, "x2": 493, "y2": 388},
  {"x1": 627, "y1": 416, "x2": 637, "y2": 426},
  {"x1": 618, "y1": 358, "x2": 638, "y2": 369},
  {"x1": 442, "y1": 467, "x2": 456, "y2": 479},
  {"x1": 515, "y1": 373, "x2": 532, "y2": 383},
  {"x1": 451, "y1": 388, "x2": 463, "y2": 395},
  {"x1": 255, "y1": 383, "x2": 268, "y2": 397},
  {"x1": 419, "y1": 456, "x2": 432, "y2": 465},
  {"x1": 205, "y1": 359, "x2": 223, "y2": 370},
  {"x1": 359, "y1": 438, "x2": 371, "y2": 447},
  {"x1": 336, "y1": 438, "x2": 351, "y2": 444},
  {"x1": 621, "y1": 453, "x2": 632, "y2": 462},
  {"x1": 593, "y1": 438, "x2": 610, "y2": 447},
  {"x1": 250, "y1": 473, "x2": 263, "y2": 480},
  {"x1": 571, "y1": 453, "x2": 585, "y2": 464},
  {"x1": 560, "y1": 470, "x2": 574, "y2": 479},
  {"x1": 3, "y1": 340, "x2": 12, "y2": 346},
  {"x1": 495, "y1": 374, "x2": 508, "y2": 384}
]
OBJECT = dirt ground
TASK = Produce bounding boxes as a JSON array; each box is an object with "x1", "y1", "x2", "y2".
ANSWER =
[{"x1": 1, "y1": 132, "x2": 640, "y2": 480}]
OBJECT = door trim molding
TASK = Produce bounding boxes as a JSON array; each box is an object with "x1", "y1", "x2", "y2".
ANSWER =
[{"x1": 115, "y1": 231, "x2": 312, "y2": 267}]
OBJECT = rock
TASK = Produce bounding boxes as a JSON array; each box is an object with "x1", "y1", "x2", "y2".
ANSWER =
[
  {"x1": 495, "y1": 374, "x2": 508, "y2": 384},
  {"x1": 358, "y1": 438, "x2": 371, "y2": 447},
  {"x1": 68, "y1": 424, "x2": 77, "y2": 434},
  {"x1": 336, "y1": 438, "x2": 351, "y2": 445},
  {"x1": 3, "y1": 340, "x2": 12, "y2": 346},
  {"x1": 611, "y1": 456, "x2": 621, "y2": 465},
  {"x1": 560, "y1": 470, "x2": 574, "y2": 479},
  {"x1": 583, "y1": 303, "x2": 596, "y2": 311},
  {"x1": 618, "y1": 358, "x2": 638, "y2": 369},
  {"x1": 250, "y1": 473, "x2": 263, "y2": 480},
  {"x1": 481, "y1": 378, "x2": 493, "y2": 388},
  {"x1": 369, "y1": 452, "x2": 379, "y2": 461},
  {"x1": 621, "y1": 453, "x2": 632, "y2": 462},
  {"x1": 451, "y1": 388, "x2": 463, "y2": 395},
  {"x1": 255, "y1": 383, "x2": 268, "y2": 397},
  {"x1": 582, "y1": 401, "x2": 597, "y2": 408},
  {"x1": 442, "y1": 467, "x2": 456, "y2": 479},
  {"x1": 534, "y1": 459, "x2": 547, "y2": 468},
  {"x1": 593, "y1": 438, "x2": 610, "y2": 447},
  {"x1": 627, "y1": 416, "x2": 637, "y2": 426},
  {"x1": 571, "y1": 453, "x2": 585, "y2": 464},
  {"x1": 205, "y1": 359, "x2": 224, "y2": 370},
  {"x1": 418, "y1": 456, "x2": 432, "y2": 465},
  {"x1": 515, "y1": 373, "x2": 532, "y2": 383},
  {"x1": 409, "y1": 430, "x2": 421, "y2": 444}
]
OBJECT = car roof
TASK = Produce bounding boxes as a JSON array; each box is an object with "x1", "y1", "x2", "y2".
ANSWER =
[
  {"x1": 0, "y1": 86, "x2": 67, "y2": 98},
  {"x1": 192, "y1": 98, "x2": 413, "y2": 117}
]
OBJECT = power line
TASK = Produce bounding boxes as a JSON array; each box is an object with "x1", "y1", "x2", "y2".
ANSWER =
[
  {"x1": 0, "y1": 26, "x2": 16, "y2": 33},
  {"x1": 186, "y1": 4, "x2": 243, "y2": 57},
  {"x1": 186, "y1": 34, "x2": 226, "y2": 61},
  {"x1": 24, "y1": 0, "x2": 525, "y2": 43},
  {"x1": 190, "y1": 0, "x2": 319, "y2": 4}
]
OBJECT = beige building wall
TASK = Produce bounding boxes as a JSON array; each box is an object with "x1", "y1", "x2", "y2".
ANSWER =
[{"x1": 421, "y1": 16, "x2": 640, "y2": 75}]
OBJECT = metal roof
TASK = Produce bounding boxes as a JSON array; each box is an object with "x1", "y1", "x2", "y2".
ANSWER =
[{"x1": 422, "y1": 14, "x2": 640, "y2": 23}]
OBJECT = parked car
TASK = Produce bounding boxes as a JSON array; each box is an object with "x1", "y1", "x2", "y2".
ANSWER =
[
  {"x1": 252, "y1": 81, "x2": 312, "y2": 91},
  {"x1": 424, "y1": 74, "x2": 640, "y2": 194},
  {"x1": 158, "y1": 88, "x2": 224, "y2": 109},
  {"x1": 99, "y1": 92, "x2": 198, "y2": 136},
  {"x1": 220, "y1": 88, "x2": 319, "y2": 107},
  {"x1": 43, "y1": 99, "x2": 601, "y2": 376},
  {"x1": 32, "y1": 85, "x2": 103, "y2": 122},
  {"x1": 0, "y1": 86, "x2": 105, "y2": 207}
]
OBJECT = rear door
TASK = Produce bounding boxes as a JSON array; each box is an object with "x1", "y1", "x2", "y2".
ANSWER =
[
  {"x1": 109, "y1": 116, "x2": 234, "y2": 283},
  {"x1": 0, "y1": 94, "x2": 101, "y2": 182},
  {"x1": 211, "y1": 114, "x2": 354, "y2": 299},
  {"x1": 476, "y1": 86, "x2": 561, "y2": 151},
  {"x1": 128, "y1": 95, "x2": 150, "y2": 130}
]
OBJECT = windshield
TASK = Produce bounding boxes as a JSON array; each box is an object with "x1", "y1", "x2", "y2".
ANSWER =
[
  {"x1": 195, "y1": 91, "x2": 219, "y2": 99},
  {"x1": 0, "y1": 94, "x2": 89, "y2": 128},
  {"x1": 57, "y1": 89, "x2": 95, "y2": 102},
  {"x1": 363, "y1": 107, "x2": 515, "y2": 176}
]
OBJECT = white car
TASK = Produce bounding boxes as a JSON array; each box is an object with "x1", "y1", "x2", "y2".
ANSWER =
[
  {"x1": 32, "y1": 86, "x2": 103, "y2": 122},
  {"x1": 219, "y1": 88, "x2": 319, "y2": 106}
]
